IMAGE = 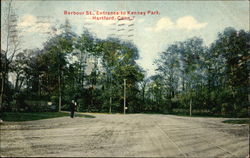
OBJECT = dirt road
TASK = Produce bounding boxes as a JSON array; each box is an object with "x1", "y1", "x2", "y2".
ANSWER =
[{"x1": 0, "y1": 113, "x2": 249, "y2": 157}]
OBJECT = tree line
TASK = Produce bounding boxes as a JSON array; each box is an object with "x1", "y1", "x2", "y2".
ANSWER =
[
  {"x1": 152, "y1": 27, "x2": 249, "y2": 117},
  {"x1": 1, "y1": 17, "x2": 249, "y2": 117},
  {"x1": 1, "y1": 19, "x2": 145, "y2": 113}
]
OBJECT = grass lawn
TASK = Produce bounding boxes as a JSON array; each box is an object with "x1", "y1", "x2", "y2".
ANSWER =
[
  {"x1": 222, "y1": 119, "x2": 249, "y2": 124},
  {"x1": 1, "y1": 112, "x2": 95, "y2": 122}
]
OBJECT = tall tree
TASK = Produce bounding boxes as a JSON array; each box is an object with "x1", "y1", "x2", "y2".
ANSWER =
[
  {"x1": 1, "y1": 0, "x2": 21, "y2": 110},
  {"x1": 210, "y1": 27, "x2": 250, "y2": 115}
]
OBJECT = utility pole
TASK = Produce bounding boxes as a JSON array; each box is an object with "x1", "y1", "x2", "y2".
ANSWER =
[
  {"x1": 124, "y1": 79, "x2": 126, "y2": 114},
  {"x1": 109, "y1": 97, "x2": 112, "y2": 114},
  {"x1": 189, "y1": 85, "x2": 192, "y2": 117},
  {"x1": 58, "y1": 69, "x2": 61, "y2": 112},
  {"x1": 109, "y1": 67, "x2": 112, "y2": 114}
]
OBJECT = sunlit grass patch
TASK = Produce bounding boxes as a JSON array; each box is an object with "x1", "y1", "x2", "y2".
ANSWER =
[
  {"x1": 1, "y1": 112, "x2": 95, "y2": 122},
  {"x1": 222, "y1": 119, "x2": 249, "y2": 124}
]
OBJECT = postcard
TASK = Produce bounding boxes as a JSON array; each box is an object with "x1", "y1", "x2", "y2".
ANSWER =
[{"x1": 1, "y1": 0, "x2": 249, "y2": 157}]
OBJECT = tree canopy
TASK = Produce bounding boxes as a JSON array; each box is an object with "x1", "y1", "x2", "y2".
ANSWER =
[{"x1": 1, "y1": 18, "x2": 249, "y2": 117}]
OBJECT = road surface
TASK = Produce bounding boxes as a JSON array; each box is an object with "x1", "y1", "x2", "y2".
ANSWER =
[{"x1": 0, "y1": 113, "x2": 249, "y2": 157}]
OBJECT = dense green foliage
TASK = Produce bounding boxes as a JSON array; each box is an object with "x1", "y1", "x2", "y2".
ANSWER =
[
  {"x1": 152, "y1": 27, "x2": 249, "y2": 117},
  {"x1": 1, "y1": 20, "x2": 144, "y2": 114},
  {"x1": 1, "y1": 20, "x2": 249, "y2": 117}
]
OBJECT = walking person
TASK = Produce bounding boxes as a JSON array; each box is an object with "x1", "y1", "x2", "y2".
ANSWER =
[{"x1": 70, "y1": 100, "x2": 76, "y2": 118}]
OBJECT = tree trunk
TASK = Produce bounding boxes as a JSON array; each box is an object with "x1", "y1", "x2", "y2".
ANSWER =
[
  {"x1": 189, "y1": 98, "x2": 192, "y2": 117},
  {"x1": 182, "y1": 76, "x2": 185, "y2": 91},
  {"x1": 142, "y1": 87, "x2": 145, "y2": 112},
  {"x1": 0, "y1": 72, "x2": 5, "y2": 110}
]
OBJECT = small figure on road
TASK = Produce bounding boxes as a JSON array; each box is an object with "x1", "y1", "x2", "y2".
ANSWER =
[{"x1": 70, "y1": 100, "x2": 76, "y2": 118}]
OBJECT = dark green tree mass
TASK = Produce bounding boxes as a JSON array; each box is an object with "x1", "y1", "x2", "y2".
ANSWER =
[{"x1": 1, "y1": 22, "x2": 249, "y2": 117}]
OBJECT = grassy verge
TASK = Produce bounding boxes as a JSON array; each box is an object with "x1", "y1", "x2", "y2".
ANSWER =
[
  {"x1": 137, "y1": 110, "x2": 248, "y2": 118},
  {"x1": 168, "y1": 112, "x2": 226, "y2": 118},
  {"x1": 222, "y1": 119, "x2": 249, "y2": 124},
  {"x1": 1, "y1": 112, "x2": 95, "y2": 122}
]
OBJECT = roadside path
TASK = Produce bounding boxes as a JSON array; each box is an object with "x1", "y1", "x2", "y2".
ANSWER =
[{"x1": 1, "y1": 113, "x2": 248, "y2": 157}]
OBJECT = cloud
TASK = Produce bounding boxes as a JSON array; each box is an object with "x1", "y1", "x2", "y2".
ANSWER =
[
  {"x1": 146, "y1": 17, "x2": 174, "y2": 32},
  {"x1": 18, "y1": 14, "x2": 37, "y2": 27},
  {"x1": 138, "y1": 18, "x2": 145, "y2": 23},
  {"x1": 146, "y1": 16, "x2": 207, "y2": 32},
  {"x1": 176, "y1": 16, "x2": 208, "y2": 30},
  {"x1": 18, "y1": 14, "x2": 52, "y2": 33}
]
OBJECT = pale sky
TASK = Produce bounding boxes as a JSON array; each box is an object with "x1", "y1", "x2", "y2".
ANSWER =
[{"x1": 1, "y1": 0, "x2": 249, "y2": 76}]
